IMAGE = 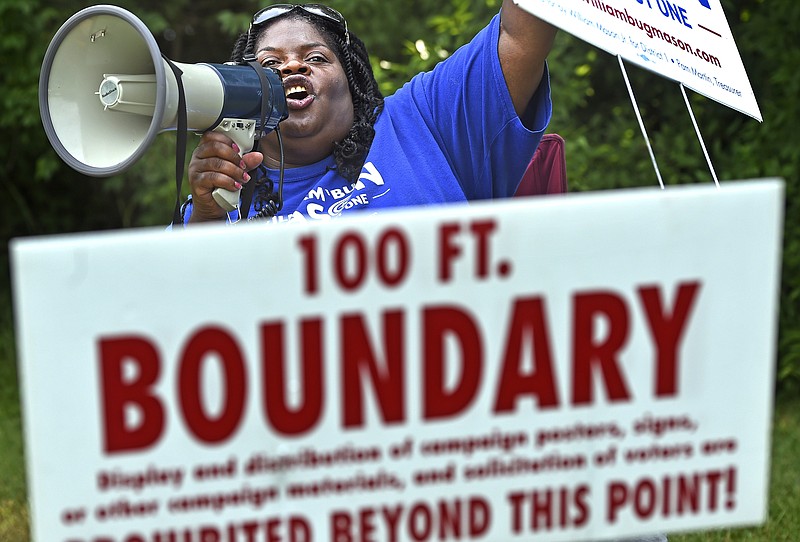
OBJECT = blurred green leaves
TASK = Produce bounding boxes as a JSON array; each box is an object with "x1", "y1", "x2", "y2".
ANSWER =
[{"x1": 1, "y1": 0, "x2": 798, "y2": 390}]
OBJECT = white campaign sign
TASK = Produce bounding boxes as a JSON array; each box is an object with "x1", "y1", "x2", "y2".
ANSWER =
[
  {"x1": 13, "y1": 181, "x2": 782, "y2": 542},
  {"x1": 516, "y1": 0, "x2": 762, "y2": 121}
]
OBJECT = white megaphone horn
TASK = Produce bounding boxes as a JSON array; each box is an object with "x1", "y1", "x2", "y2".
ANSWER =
[{"x1": 39, "y1": 4, "x2": 288, "y2": 211}]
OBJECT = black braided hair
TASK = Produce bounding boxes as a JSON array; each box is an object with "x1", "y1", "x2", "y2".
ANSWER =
[{"x1": 231, "y1": 9, "x2": 384, "y2": 187}]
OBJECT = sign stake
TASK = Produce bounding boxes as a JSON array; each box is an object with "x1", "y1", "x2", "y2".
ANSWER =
[
  {"x1": 681, "y1": 84, "x2": 721, "y2": 189},
  {"x1": 618, "y1": 54, "x2": 664, "y2": 190}
]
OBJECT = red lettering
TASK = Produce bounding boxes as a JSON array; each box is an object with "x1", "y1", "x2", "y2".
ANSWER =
[
  {"x1": 60, "y1": 507, "x2": 87, "y2": 525},
  {"x1": 261, "y1": 319, "x2": 324, "y2": 436},
  {"x1": 99, "y1": 336, "x2": 164, "y2": 453},
  {"x1": 468, "y1": 497, "x2": 491, "y2": 536},
  {"x1": 607, "y1": 470, "x2": 733, "y2": 522},
  {"x1": 725, "y1": 467, "x2": 736, "y2": 510},
  {"x1": 178, "y1": 327, "x2": 246, "y2": 444},
  {"x1": 493, "y1": 297, "x2": 559, "y2": 412},
  {"x1": 293, "y1": 517, "x2": 312, "y2": 541},
  {"x1": 677, "y1": 474, "x2": 700, "y2": 513},
  {"x1": 266, "y1": 519, "x2": 281, "y2": 542},
  {"x1": 701, "y1": 438, "x2": 738, "y2": 455},
  {"x1": 359, "y1": 507, "x2": 377, "y2": 542},
  {"x1": 199, "y1": 526, "x2": 220, "y2": 542},
  {"x1": 242, "y1": 521, "x2": 259, "y2": 540},
  {"x1": 335, "y1": 233, "x2": 368, "y2": 291},
  {"x1": 382, "y1": 505, "x2": 403, "y2": 542},
  {"x1": 438, "y1": 223, "x2": 462, "y2": 282},
  {"x1": 638, "y1": 281, "x2": 701, "y2": 397},
  {"x1": 330, "y1": 498, "x2": 488, "y2": 541},
  {"x1": 408, "y1": 502, "x2": 432, "y2": 541},
  {"x1": 297, "y1": 234, "x2": 319, "y2": 295},
  {"x1": 506, "y1": 486, "x2": 590, "y2": 533},
  {"x1": 438, "y1": 220, "x2": 499, "y2": 283},
  {"x1": 531, "y1": 489, "x2": 554, "y2": 529},
  {"x1": 607, "y1": 481, "x2": 629, "y2": 523},
  {"x1": 572, "y1": 292, "x2": 632, "y2": 405},
  {"x1": 662, "y1": 476, "x2": 674, "y2": 517},
  {"x1": 508, "y1": 492, "x2": 525, "y2": 534},
  {"x1": 423, "y1": 306, "x2": 482, "y2": 419},
  {"x1": 331, "y1": 511, "x2": 353, "y2": 542},
  {"x1": 97, "y1": 280, "x2": 701, "y2": 450},
  {"x1": 574, "y1": 486, "x2": 590, "y2": 526},
  {"x1": 634, "y1": 479, "x2": 657, "y2": 518},
  {"x1": 469, "y1": 219, "x2": 497, "y2": 279},
  {"x1": 438, "y1": 499, "x2": 461, "y2": 538},
  {"x1": 342, "y1": 311, "x2": 405, "y2": 428},
  {"x1": 376, "y1": 228, "x2": 410, "y2": 287},
  {"x1": 704, "y1": 470, "x2": 723, "y2": 511}
]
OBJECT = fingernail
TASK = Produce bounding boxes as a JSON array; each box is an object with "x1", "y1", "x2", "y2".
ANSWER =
[
  {"x1": 240, "y1": 160, "x2": 246, "y2": 169},
  {"x1": 232, "y1": 143, "x2": 240, "y2": 153},
  {"x1": 243, "y1": 173, "x2": 251, "y2": 182},
  {"x1": 234, "y1": 182, "x2": 242, "y2": 189}
]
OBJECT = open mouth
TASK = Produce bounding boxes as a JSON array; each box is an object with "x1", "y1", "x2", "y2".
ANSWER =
[
  {"x1": 285, "y1": 85, "x2": 310, "y2": 101},
  {"x1": 283, "y1": 79, "x2": 315, "y2": 110}
]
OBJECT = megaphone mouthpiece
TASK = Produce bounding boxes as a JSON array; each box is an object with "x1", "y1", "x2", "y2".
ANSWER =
[{"x1": 97, "y1": 74, "x2": 157, "y2": 115}]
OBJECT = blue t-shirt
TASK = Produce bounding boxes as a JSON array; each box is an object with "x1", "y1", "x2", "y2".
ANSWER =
[{"x1": 182, "y1": 13, "x2": 552, "y2": 225}]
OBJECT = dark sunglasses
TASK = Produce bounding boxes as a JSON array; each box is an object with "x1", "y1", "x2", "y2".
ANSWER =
[{"x1": 249, "y1": 4, "x2": 350, "y2": 46}]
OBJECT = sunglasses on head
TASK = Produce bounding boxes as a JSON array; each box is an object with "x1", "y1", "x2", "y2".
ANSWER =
[{"x1": 249, "y1": 4, "x2": 350, "y2": 46}]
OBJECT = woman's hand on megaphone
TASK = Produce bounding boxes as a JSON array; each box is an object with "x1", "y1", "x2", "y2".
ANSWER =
[{"x1": 187, "y1": 131, "x2": 262, "y2": 222}]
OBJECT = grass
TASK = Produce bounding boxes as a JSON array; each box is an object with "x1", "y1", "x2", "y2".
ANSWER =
[
  {"x1": 0, "y1": 333, "x2": 28, "y2": 542},
  {"x1": 670, "y1": 391, "x2": 800, "y2": 542},
  {"x1": 1, "y1": 318, "x2": 798, "y2": 541}
]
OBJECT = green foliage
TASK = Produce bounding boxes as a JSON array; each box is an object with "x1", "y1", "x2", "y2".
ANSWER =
[
  {"x1": 541, "y1": 1, "x2": 800, "y2": 393},
  {"x1": 730, "y1": 0, "x2": 800, "y2": 394},
  {"x1": 671, "y1": 395, "x2": 800, "y2": 541},
  {"x1": 0, "y1": 301, "x2": 27, "y2": 540},
  {"x1": 0, "y1": 2, "x2": 799, "y2": 539},
  {"x1": 0, "y1": 0, "x2": 798, "y2": 391}
]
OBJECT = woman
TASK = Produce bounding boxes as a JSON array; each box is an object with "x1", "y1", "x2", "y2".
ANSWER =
[
  {"x1": 180, "y1": 6, "x2": 668, "y2": 541},
  {"x1": 181, "y1": 1, "x2": 556, "y2": 224}
]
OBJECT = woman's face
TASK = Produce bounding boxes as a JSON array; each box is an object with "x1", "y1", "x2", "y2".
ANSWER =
[{"x1": 254, "y1": 16, "x2": 354, "y2": 164}]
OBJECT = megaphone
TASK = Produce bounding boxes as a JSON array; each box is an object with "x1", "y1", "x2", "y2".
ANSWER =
[{"x1": 39, "y1": 4, "x2": 288, "y2": 211}]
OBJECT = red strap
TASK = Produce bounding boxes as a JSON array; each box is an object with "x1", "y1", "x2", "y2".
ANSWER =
[{"x1": 515, "y1": 133, "x2": 567, "y2": 197}]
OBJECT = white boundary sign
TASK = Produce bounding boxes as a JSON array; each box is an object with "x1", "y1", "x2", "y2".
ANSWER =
[
  {"x1": 515, "y1": 0, "x2": 762, "y2": 121},
  {"x1": 13, "y1": 181, "x2": 782, "y2": 541}
]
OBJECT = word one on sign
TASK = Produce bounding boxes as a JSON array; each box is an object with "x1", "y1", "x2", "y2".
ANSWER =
[
  {"x1": 12, "y1": 180, "x2": 782, "y2": 541},
  {"x1": 515, "y1": 0, "x2": 762, "y2": 120}
]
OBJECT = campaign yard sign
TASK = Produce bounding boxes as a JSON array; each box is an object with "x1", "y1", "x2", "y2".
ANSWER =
[
  {"x1": 12, "y1": 180, "x2": 782, "y2": 542},
  {"x1": 515, "y1": 0, "x2": 762, "y2": 121}
]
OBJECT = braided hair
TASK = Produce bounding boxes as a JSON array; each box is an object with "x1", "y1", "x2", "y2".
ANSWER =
[{"x1": 230, "y1": 10, "x2": 384, "y2": 185}]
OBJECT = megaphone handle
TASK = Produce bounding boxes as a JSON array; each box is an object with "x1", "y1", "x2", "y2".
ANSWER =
[
  {"x1": 211, "y1": 187, "x2": 241, "y2": 213},
  {"x1": 210, "y1": 119, "x2": 257, "y2": 213}
]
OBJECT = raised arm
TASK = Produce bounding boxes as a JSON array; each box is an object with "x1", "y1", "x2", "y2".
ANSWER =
[{"x1": 499, "y1": 0, "x2": 558, "y2": 117}]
